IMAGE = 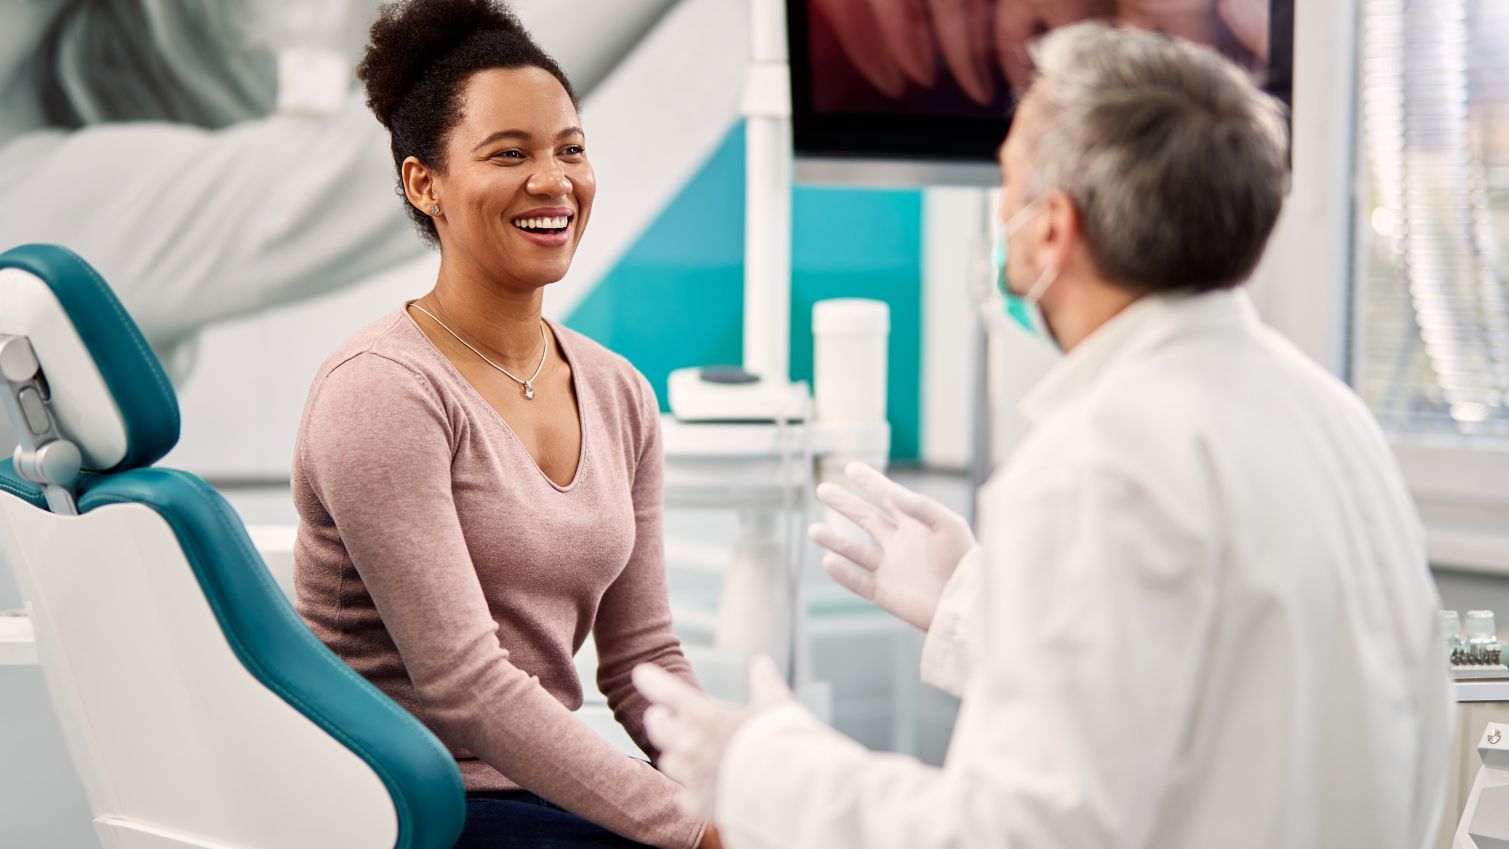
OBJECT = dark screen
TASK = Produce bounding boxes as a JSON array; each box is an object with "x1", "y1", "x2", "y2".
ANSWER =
[{"x1": 789, "y1": 0, "x2": 1294, "y2": 164}]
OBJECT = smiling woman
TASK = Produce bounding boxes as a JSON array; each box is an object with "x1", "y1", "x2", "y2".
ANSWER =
[
  {"x1": 289, "y1": 3, "x2": 716, "y2": 849},
  {"x1": 405, "y1": 66, "x2": 595, "y2": 289}
]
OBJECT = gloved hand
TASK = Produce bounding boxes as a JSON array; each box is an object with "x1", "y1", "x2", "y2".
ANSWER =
[
  {"x1": 810, "y1": 461, "x2": 977, "y2": 631},
  {"x1": 634, "y1": 656, "x2": 795, "y2": 820}
]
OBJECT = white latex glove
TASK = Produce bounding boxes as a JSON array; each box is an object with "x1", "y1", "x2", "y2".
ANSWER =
[
  {"x1": 811, "y1": 461, "x2": 977, "y2": 631},
  {"x1": 633, "y1": 655, "x2": 795, "y2": 820}
]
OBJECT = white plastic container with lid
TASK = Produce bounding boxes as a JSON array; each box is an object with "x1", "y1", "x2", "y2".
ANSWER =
[{"x1": 812, "y1": 298, "x2": 890, "y2": 426}]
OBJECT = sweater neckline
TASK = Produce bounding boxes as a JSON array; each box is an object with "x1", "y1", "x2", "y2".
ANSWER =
[{"x1": 400, "y1": 304, "x2": 589, "y2": 493}]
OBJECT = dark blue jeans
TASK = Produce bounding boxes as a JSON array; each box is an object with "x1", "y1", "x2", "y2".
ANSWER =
[{"x1": 453, "y1": 791, "x2": 655, "y2": 849}]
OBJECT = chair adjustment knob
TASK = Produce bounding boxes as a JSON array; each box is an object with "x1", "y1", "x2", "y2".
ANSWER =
[
  {"x1": 13, "y1": 439, "x2": 82, "y2": 487},
  {"x1": 0, "y1": 336, "x2": 40, "y2": 383}
]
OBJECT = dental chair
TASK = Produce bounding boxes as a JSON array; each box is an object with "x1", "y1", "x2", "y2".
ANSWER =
[{"x1": 0, "y1": 244, "x2": 464, "y2": 849}]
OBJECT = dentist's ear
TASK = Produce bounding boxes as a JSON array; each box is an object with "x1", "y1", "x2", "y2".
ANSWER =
[{"x1": 1035, "y1": 188, "x2": 1081, "y2": 271}]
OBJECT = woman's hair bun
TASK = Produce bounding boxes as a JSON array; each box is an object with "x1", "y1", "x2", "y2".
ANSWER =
[
  {"x1": 356, "y1": 0, "x2": 574, "y2": 246},
  {"x1": 358, "y1": 0, "x2": 525, "y2": 128}
]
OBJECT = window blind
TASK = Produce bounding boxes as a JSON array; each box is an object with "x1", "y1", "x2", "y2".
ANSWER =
[{"x1": 1355, "y1": 0, "x2": 1509, "y2": 440}]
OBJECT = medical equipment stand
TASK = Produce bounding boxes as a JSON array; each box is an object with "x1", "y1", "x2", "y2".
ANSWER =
[{"x1": 660, "y1": 0, "x2": 889, "y2": 705}]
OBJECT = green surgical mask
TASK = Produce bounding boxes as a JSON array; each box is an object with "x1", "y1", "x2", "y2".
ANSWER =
[{"x1": 991, "y1": 200, "x2": 1060, "y2": 346}]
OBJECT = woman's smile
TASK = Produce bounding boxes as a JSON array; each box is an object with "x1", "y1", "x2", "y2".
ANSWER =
[{"x1": 509, "y1": 205, "x2": 575, "y2": 248}]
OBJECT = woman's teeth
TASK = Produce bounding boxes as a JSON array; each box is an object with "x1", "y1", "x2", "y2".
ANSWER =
[{"x1": 513, "y1": 216, "x2": 570, "y2": 232}]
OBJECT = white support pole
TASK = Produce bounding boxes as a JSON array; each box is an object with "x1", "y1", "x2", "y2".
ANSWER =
[{"x1": 742, "y1": 0, "x2": 793, "y2": 383}]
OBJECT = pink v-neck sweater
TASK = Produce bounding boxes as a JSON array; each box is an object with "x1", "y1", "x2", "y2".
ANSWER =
[{"x1": 291, "y1": 309, "x2": 705, "y2": 849}]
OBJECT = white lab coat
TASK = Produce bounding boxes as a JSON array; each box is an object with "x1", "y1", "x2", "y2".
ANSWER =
[{"x1": 716, "y1": 289, "x2": 1454, "y2": 849}]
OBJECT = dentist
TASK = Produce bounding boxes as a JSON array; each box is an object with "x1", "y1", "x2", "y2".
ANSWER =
[{"x1": 634, "y1": 22, "x2": 1452, "y2": 849}]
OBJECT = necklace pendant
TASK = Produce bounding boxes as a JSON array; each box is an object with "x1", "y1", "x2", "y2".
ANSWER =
[{"x1": 523, "y1": 382, "x2": 535, "y2": 401}]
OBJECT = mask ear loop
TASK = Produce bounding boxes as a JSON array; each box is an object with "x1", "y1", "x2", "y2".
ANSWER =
[
  {"x1": 1018, "y1": 193, "x2": 1061, "y2": 304},
  {"x1": 998, "y1": 194, "x2": 1050, "y2": 295},
  {"x1": 1024, "y1": 264, "x2": 1058, "y2": 302}
]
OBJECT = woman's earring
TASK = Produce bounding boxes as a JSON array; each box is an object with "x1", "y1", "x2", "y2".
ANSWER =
[{"x1": 429, "y1": 203, "x2": 441, "y2": 215}]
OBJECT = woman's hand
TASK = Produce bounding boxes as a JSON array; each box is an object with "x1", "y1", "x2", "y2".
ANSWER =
[{"x1": 698, "y1": 824, "x2": 725, "y2": 849}]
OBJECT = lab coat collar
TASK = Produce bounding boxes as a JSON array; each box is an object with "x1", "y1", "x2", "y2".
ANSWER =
[{"x1": 1020, "y1": 287, "x2": 1261, "y2": 425}]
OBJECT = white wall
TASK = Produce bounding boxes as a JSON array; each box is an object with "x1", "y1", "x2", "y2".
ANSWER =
[
  {"x1": 919, "y1": 188, "x2": 985, "y2": 471},
  {"x1": 1244, "y1": 0, "x2": 1358, "y2": 375}
]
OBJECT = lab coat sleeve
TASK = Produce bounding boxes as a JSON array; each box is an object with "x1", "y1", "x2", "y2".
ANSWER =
[
  {"x1": 919, "y1": 545, "x2": 984, "y2": 698},
  {"x1": 713, "y1": 460, "x2": 1215, "y2": 849}
]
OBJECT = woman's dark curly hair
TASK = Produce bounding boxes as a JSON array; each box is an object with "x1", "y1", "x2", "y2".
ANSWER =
[{"x1": 357, "y1": 0, "x2": 577, "y2": 246}]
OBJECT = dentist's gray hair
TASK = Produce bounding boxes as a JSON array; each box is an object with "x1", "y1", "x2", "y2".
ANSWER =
[{"x1": 1022, "y1": 22, "x2": 1289, "y2": 293}]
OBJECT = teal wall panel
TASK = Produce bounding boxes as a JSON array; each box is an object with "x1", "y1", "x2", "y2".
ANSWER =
[
  {"x1": 789, "y1": 185, "x2": 922, "y2": 461},
  {"x1": 564, "y1": 125, "x2": 747, "y2": 406},
  {"x1": 566, "y1": 124, "x2": 922, "y2": 460}
]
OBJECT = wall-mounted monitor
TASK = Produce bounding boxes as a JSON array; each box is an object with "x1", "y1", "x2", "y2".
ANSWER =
[{"x1": 788, "y1": 0, "x2": 1294, "y2": 186}]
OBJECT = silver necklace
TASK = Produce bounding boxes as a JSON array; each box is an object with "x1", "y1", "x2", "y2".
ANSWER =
[{"x1": 407, "y1": 303, "x2": 548, "y2": 400}]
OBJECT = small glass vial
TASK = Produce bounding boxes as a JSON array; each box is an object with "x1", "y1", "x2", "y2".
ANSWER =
[{"x1": 1442, "y1": 610, "x2": 1465, "y2": 663}]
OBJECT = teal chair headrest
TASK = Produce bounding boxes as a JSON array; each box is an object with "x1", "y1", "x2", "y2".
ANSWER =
[{"x1": 0, "y1": 244, "x2": 180, "y2": 472}]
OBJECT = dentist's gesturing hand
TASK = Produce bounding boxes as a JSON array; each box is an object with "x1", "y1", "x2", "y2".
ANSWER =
[
  {"x1": 633, "y1": 656, "x2": 797, "y2": 820},
  {"x1": 810, "y1": 462, "x2": 977, "y2": 631}
]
